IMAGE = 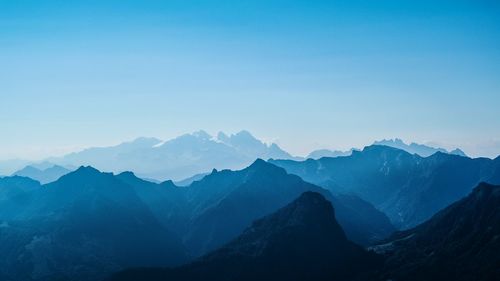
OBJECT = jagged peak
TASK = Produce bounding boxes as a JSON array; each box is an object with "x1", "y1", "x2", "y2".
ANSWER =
[
  {"x1": 116, "y1": 171, "x2": 138, "y2": 179},
  {"x1": 232, "y1": 191, "x2": 346, "y2": 245},
  {"x1": 449, "y1": 148, "x2": 467, "y2": 157},
  {"x1": 375, "y1": 138, "x2": 406, "y2": 145},
  {"x1": 159, "y1": 179, "x2": 177, "y2": 188},
  {"x1": 244, "y1": 159, "x2": 287, "y2": 177},
  {"x1": 63, "y1": 166, "x2": 104, "y2": 179},
  {"x1": 247, "y1": 158, "x2": 273, "y2": 169}
]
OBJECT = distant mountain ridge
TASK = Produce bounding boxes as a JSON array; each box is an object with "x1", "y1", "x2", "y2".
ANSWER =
[
  {"x1": 0, "y1": 134, "x2": 475, "y2": 178},
  {"x1": 0, "y1": 160, "x2": 393, "y2": 280},
  {"x1": 12, "y1": 164, "x2": 72, "y2": 184},
  {"x1": 374, "y1": 138, "x2": 467, "y2": 157},
  {"x1": 270, "y1": 145, "x2": 500, "y2": 229},
  {"x1": 47, "y1": 130, "x2": 298, "y2": 181},
  {"x1": 307, "y1": 148, "x2": 357, "y2": 159},
  {"x1": 306, "y1": 139, "x2": 467, "y2": 160}
]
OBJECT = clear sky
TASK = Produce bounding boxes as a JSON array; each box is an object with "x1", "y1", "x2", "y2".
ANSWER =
[{"x1": 1, "y1": 0, "x2": 499, "y2": 159}]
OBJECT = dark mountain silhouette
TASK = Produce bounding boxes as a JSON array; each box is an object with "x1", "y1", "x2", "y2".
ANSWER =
[
  {"x1": 115, "y1": 171, "x2": 191, "y2": 237},
  {"x1": 0, "y1": 161, "x2": 394, "y2": 280},
  {"x1": 119, "y1": 159, "x2": 394, "y2": 256},
  {"x1": 373, "y1": 138, "x2": 467, "y2": 157},
  {"x1": 0, "y1": 175, "x2": 41, "y2": 221},
  {"x1": 0, "y1": 167, "x2": 188, "y2": 281},
  {"x1": 372, "y1": 182, "x2": 500, "y2": 281},
  {"x1": 109, "y1": 192, "x2": 382, "y2": 281},
  {"x1": 12, "y1": 164, "x2": 71, "y2": 184},
  {"x1": 270, "y1": 145, "x2": 500, "y2": 229}
]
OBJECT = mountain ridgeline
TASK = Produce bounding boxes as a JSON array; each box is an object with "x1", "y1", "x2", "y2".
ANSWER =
[
  {"x1": 373, "y1": 182, "x2": 500, "y2": 281},
  {"x1": 0, "y1": 167, "x2": 188, "y2": 281},
  {"x1": 270, "y1": 145, "x2": 500, "y2": 229},
  {"x1": 110, "y1": 182, "x2": 500, "y2": 281},
  {"x1": 0, "y1": 160, "x2": 393, "y2": 281},
  {"x1": 12, "y1": 164, "x2": 72, "y2": 184},
  {"x1": 117, "y1": 159, "x2": 394, "y2": 254},
  {"x1": 109, "y1": 192, "x2": 382, "y2": 281},
  {"x1": 0, "y1": 141, "x2": 499, "y2": 281},
  {"x1": 0, "y1": 132, "x2": 474, "y2": 181},
  {"x1": 47, "y1": 130, "x2": 298, "y2": 181},
  {"x1": 373, "y1": 138, "x2": 467, "y2": 157}
]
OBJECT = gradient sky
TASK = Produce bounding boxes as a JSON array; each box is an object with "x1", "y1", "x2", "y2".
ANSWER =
[{"x1": 1, "y1": 0, "x2": 499, "y2": 159}]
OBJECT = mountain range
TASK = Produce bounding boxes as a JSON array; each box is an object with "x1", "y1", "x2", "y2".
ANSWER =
[
  {"x1": 374, "y1": 138, "x2": 467, "y2": 157},
  {"x1": 270, "y1": 145, "x2": 500, "y2": 229},
  {"x1": 12, "y1": 165, "x2": 72, "y2": 184},
  {"x1": 1, "y1": 142, "x2": 499, "y2": 280},
  {"x1": 373, "y1": 182, "x2": 500, "y2": 281},
  {"x1": 47, "y1": 130, "x2": 296, "y2": 181},
  {"x1": 116, "y1": 159, "x2": 394, "y2": 255},
  {"x1": 110, "y1": 182, "x2": 500, "y2": 281},
  {"x1": 109, "y1": 192, "x2": 382, "y2": 281},
  {"x1": 0, "y1": 167, "x2": 188, "y2": 281},
  {"x1": 1, "y1": 131, "x2": 475, "y2": 181},
  {"x1": 306, "y1": 138, "x2": 467, "y2": 160},
  {"x1": 0, "y1": 160, "x2": 394, "y2": 280}
]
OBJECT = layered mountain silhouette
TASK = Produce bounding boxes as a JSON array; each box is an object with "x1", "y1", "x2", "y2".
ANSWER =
[
  {"x1": 373, "y1": 182, "x2": 500, "y2": 281},
  {"x1": 117, "y1": 159, "x2": 394, "y2": 256},
  {"x1": 2, "y1": 142, "x2": 497, "y2": 281},
  {"x1": 270, "y1": 145, "x2": 500, "y2": 228},
  {"x1": 374, "y1": 138, "x2": 467, "y2": 157},
  {"x1": 0, "y1": 175, "x2": 41, "y2": 221},
  {"x1": 306, "y1": 139, "x2": 466, "y2": 160},
  {"x1": 0, "y1": 160, "x2": 394, "y2": 280},
  {"x1": 12, "y1": 164, "x2": 71, "y2": 184},
  {"x1": 47, "y1": 130, "x2": 296, "y2": 181},
  {"x1": 0, "y1": 167, "x2": 188, "y2": 281},
  {"x1": 109, "y1": 192, "x2": 382, "y2": 281}
]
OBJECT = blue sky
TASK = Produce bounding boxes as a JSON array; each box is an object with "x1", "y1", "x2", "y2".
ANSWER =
[{"x1": 1, "y1": 0, "x2": 499, "y2": 159}]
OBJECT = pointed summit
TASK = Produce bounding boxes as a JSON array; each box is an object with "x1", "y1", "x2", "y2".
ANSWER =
[
  {"x1": 110, "y1": 192, "x2": 381, "y2": 281},
  {"x1": 74, "y1": 165, "x2": 101, "y2": 174},
  {"x1": 56, "y1": 165, "x2": 108, "y2": 185},
  {"x1": 450, "y1": 148, "x2": 467, "y2": 157},
  {"x1": 246, "y1": 158, "x2": 285, "y2": 174},
  {"x1": 248, "y1": 158, "x2": 267, "y2": 167},
  {"x1": 201, "y1": 192, "x2": 350, "y2": 262}
]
